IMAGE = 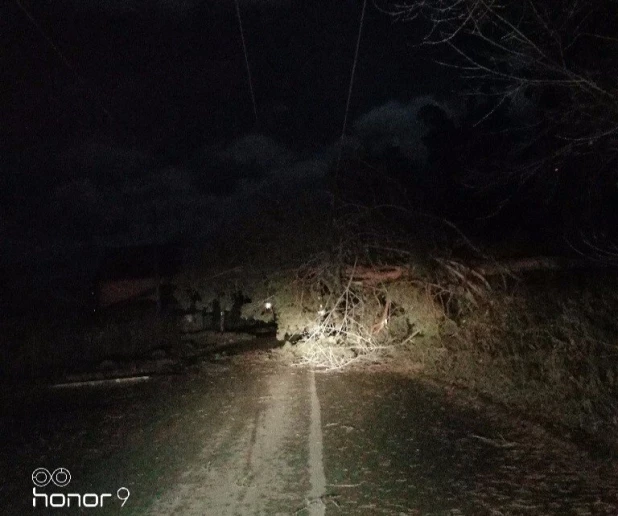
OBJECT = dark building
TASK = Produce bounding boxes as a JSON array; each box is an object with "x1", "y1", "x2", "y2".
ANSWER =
[{"x1": 94, "y1": 243, "x2": 185, "y2": 309}]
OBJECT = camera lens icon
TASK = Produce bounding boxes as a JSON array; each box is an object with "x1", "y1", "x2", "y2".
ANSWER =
[
  {"x1": 32, "y1": 468, "x2": 51, "y2": 487},
  {"x1": 52, "y1": 468, "x2": 71, "y2": 487},
  {"x1": 32, "y1": 467, "x2": 71, "y2": 488}
]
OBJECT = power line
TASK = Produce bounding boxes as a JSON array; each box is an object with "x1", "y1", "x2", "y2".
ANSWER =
[
  {"x1": 335, "y1": 0, "x2": 368, "y2": 174},
  {"x1": 234, "y1": 0, "x2": 259, "y2": 128},
  {"x1": 14, "y1": 0, "x2": 76, "y2": 76},
  {"x1": 330, "y1": 0, "x2": 368, "y2": 241},
  {"x1": 13, "y1": 0, "x2": 113, "y2": 123}
]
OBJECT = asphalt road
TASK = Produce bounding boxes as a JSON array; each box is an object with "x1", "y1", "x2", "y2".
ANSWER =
[{"x1": 1, "y1": 352, "x2": 617, "y2": 515}]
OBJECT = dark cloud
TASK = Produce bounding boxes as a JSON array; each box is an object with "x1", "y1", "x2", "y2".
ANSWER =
[
  {"x1": 219, "y1": 134, "x2": 293, "y2": 171},
  {"x1": 60, "y1": 143, "x2": 153, "y2": 188},
  {"x1": 2, "y1": 91, "x2": 462, "y2": 261},
  {"x1": 352, "y1": 96, "x2": 462, "y2": 164}
]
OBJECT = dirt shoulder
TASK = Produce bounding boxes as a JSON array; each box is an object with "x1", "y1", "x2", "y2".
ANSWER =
[{"x1": 316, "y1": 364, "x2": 618, "y2": 514}]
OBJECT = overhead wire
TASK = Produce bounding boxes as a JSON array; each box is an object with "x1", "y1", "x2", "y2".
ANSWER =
[
  {"x1": 234, "y1": 0, "x2": 259, "y2": 128},
  {"x1": 336, "y1": 0, "x2": 368, "y2": 173},
  {"x1": 330, "y1": 0, "x2": 368, "y2": 242},
  {"x1": 13, "y1": 0, "x2": 113, "y2": 123}
]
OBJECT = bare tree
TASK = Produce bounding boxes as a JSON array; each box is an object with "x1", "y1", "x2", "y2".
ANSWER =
[{"x1": 379, "y1": 0, "x2": 618, "y2": 254}]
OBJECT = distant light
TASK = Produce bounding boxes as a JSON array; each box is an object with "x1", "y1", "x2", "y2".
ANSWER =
[{"x1": 264, "y1": 302, "x2": 272, "y2": 310}]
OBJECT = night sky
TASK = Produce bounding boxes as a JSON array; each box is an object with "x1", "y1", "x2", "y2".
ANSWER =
[{"x1": 1, "y1": 0, "x2": 462, "y2": 268}]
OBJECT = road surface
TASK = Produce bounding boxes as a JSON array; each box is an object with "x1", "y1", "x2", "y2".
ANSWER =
[{"x1": 1, "y1": 351, "x2": 617, "y2": 515}]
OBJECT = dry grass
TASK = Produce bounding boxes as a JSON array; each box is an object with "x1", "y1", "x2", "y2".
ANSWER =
[{"x1": 425, "y1": 269, "x2": 618, "y2": 444}]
